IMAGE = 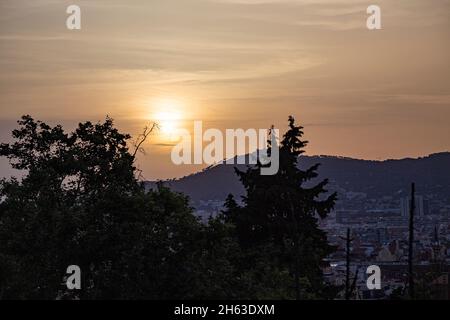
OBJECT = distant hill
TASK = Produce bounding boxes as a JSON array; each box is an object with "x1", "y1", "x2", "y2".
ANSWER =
[{"x1": 145, "y1": 152, "x2": 450, "y2": 205}]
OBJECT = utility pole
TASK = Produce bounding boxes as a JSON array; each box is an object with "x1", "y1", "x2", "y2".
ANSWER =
[
  {"x1": 408, "y1": 183, "x2": 415, "y2": 300},
  {"x1": 341, "y1": 228, "x2": 354, "y2": 300}
]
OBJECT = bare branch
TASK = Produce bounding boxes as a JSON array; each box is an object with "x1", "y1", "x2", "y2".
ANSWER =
[{"x1": 132, "y1": 122, "x2": 159, "y2": 159}]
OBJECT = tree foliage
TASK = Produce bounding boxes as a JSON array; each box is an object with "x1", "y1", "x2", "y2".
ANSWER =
[
  {"x1": 0, "y1": 116, "x2": 233, "y2": 299},
  {"x1": 232, "y1": 116, "x2": 337, "y2": 299},
  {"x1": 0, "y1": 115, "x2": 337, "y2": 300}
]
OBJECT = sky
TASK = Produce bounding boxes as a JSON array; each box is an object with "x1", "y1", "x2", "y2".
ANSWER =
[{"x1": 1, "y1": 0, "x2": 449, "y2": 180}]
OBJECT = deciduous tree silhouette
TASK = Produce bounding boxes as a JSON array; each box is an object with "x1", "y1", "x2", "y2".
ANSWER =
[{"x1": 0, "y1": 116, "x2": 235, "y2": 299}]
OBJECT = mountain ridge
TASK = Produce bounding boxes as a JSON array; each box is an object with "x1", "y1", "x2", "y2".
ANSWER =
[{"x1": 145, "y1": 152, "x2": 450, "y2": 205}]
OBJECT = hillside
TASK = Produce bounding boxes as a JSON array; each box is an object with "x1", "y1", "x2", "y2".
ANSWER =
[{"x1": 145, "y1": 152, "x2": 450, "y2": 205}]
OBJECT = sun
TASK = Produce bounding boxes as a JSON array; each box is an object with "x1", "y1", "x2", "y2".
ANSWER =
[
  {"x1": 150, "y1": 98, "x2": 185, "y2": 140},
  {"x1": 154, "y1": 111, "x2": 180, "y2": 135}
]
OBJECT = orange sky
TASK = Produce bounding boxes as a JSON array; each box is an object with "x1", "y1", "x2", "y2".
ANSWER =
[{"x1": 1, "y1": 0, "x2": 449, "y2": 180}]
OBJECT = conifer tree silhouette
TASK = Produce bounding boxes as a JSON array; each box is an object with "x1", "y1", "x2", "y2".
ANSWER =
[{"x1": 233, "y1": 116, "x2": 337, "y2": 299}]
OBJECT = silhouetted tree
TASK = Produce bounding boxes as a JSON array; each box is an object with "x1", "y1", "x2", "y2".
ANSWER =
[
  {"x1": 0, "y1": 115, "x2": 338, "y2": 300},
  {"x1": 218, "y1": 194, "x2": 293, "y2": 299},
  {"x1": 233, "y1": 116, "x2": 337, "y2": 299},
  {"x1": 0, "y1": 116, "x2": 233, "y2": 299}
]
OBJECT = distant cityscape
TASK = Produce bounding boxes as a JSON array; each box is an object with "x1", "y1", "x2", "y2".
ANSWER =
[
  {"x1": 151, "y1": 153, "x2": 450, "y2": 299},
  {"x1": 322, "y1": 190, "x2": 449, "y2": 299},
  {"x1": 191, "y1": 186, "x2": 450, "y2": 299}
]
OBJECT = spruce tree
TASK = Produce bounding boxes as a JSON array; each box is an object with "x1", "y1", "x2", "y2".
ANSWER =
[{"x1": 234, "y1": 116, "x2": 337, "y2": 299}]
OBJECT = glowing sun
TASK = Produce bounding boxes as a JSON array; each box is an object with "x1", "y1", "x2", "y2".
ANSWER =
[{"x1": 151, "y1": 98, "x2": 185, "y2": 140}]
